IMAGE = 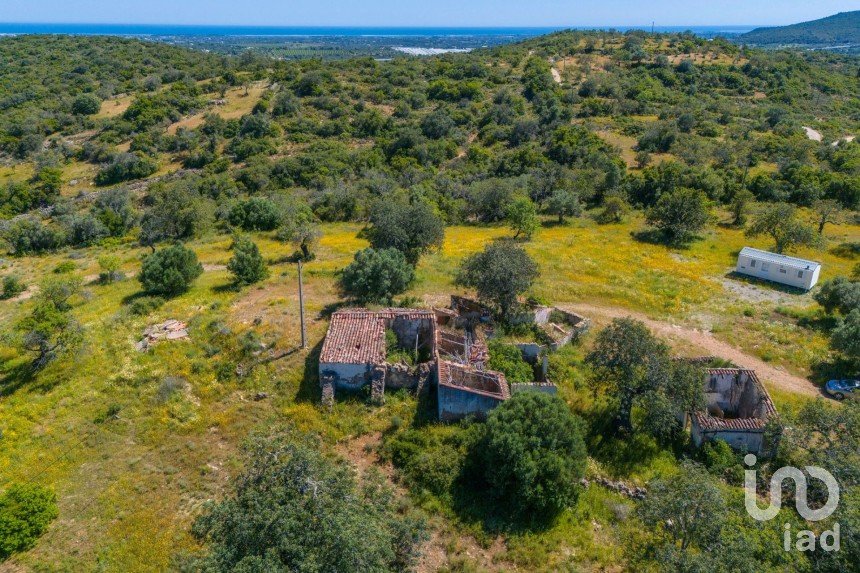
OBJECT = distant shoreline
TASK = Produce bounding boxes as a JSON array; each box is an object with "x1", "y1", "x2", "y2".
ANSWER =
[{"x1": 0, "y1": 23, "x2": 757, "y2": 37}]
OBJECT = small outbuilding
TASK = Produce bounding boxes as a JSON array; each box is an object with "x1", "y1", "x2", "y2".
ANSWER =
[
  {"x1": 691, "y1": 368, "x2": 777, "y2": 455},
  {"x1": 736, "y1": 247, "x2": 821, "y2": 290}
]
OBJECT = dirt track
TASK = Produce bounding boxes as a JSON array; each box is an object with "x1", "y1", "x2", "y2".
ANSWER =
[{"x1": 566, "y1": 303, "x2": 821, "y2": 398}]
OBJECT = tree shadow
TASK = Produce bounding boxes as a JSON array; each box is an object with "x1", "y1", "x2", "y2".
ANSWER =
[
  {"x1": 630, "y1": 229, "x2": 694, "y2": 250},
  {"x1": 541, "y1": 219, "x2": 571, "y2": 229},
  {"x1": 449, "y1": 467, "x2": 558, "y2": 536},
  {"x1": 295, "y1": 338, "x2": 324, "y2": 403},
  {"x1": 0, "y1": 359, "x2": 37, "y2": 397},
  {"x1": 318, "y1": 300, "x2": 348, "y2": 319},
  {"x1": 212, "y1": 282, "x2": 240, "y2": 294},
  {"x1": 810, "y1": 357, "x2": 855, "y2": 390},
  {"x1": 830, "y1": 242, "x2": 860, "y2": 260},
  {"x1": 796, "y1": 313, "x2": 840, "y2": 334}
]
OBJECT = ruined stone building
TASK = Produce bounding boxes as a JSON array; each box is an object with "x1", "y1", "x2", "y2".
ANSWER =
[
  {"x1": 318, "y1": 307, "x2": 513, "y2": 420},
  {"x1": 690, "y1": 368, "x2": 777, "y2": 455}
]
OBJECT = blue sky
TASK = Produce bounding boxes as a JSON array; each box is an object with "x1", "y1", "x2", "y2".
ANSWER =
[{"x1": 0, "y1": 0, "x2": 856, "y2": 27}]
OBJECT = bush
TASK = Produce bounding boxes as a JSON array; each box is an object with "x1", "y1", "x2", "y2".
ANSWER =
[
  {"x1": 477, "y1": 392, "x2": 587, "y2": 520},
  {"x1": 71, "y1": 94, "x2": 101, "y2": 115},
  {"x1": 52, "y1": 261, "x2": 77, "y2": 274},
  {"x1": 487, "y1": 340, "x2": 533, "y2": 383},
  {"x1": 341, "y1": 248, "x2": 414, "y2": 304},
  {"x1": 2, "y1": 216, "x2": 66, "y2": 255},
  {"x1": 227, "y1": 235, "x2": 269, "y2": 286},
  {"x1": 138, "y1": 243, "x2": 203, "y2": 296},
  {"x1": 228, "y1": 197, "x2": 282, "y2": 231},
  {"x1": 97, "y1": 254, "x2": 123, "y2": 284},
  {"x1": 0, "y1": 484, "x2": 59, "y2": 560},
  {"x1": 95, "y1": 152, "x2": 158, "y2": 186},
  {"x1": 128, "y1": 295, "x2": 165, "y2": 316},
  {"x1": 62, "y1": 213, "x2": 108, "y2": 247},
  {"x1": 0, "y1": 275, "x2": 26, "y2": 300}
]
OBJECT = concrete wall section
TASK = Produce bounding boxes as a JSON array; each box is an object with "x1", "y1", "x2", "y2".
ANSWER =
[
  {"x1": 319, "y1": 362, "x2": 370, "y2": 391},
  {"x1": 438, "y1": 385, "x2": 505, "y2": 422}
]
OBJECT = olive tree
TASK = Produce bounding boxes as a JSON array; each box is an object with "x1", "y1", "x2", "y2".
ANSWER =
[
  {"x1": 746, "y1": 203, "x2": 819, "y2": 254},
  {"x1": 478, "y1": 392, "x2": 587, "y2": 521},
  {"x1": 366, "y1": 201, "x2": 444, "y2": 266},
  {"x1": 586, "y1": 318, "x2": 704, "y2": 435},
  {"x1": 456, "y1": 242, "x2": 539, "y2": 320},
  {"x1": 645, "y1": 187, "x2": 710, "y2": 243},
  {"x1": 188, "y1": 430, "x2": 427, "y2": 572}
]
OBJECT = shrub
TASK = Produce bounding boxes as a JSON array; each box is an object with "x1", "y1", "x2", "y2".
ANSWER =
[
  {"x1": 2, "y1": 216, "x2": 65, "y2": 255},
  {"x1": 0, "y1": 484, "x2": 59, "y2": 559},
  {"x1": 71, "y1": 94, "x2": 101, "y2": 115},
  {"x1": 341, "y1": 248, "x2": 414, "y2": 304},
  {"x1": 227, "y1": 235, "x2": 269, "y2": 286},
  {"x1": 128, "y1": 295, "x2": 165, "y2": 316},
  {"x1": 477, "y1": 392, "x2": 587, "y2": 520},
  {"x1": 97, "y1": 255, "x2": 123, "y2": 284},
  {"x1": 139, "y1": 243, "x2": 203, "y2": 296},
  {"x1": 487, "y1": 340, "x2": 533, "y2": 383},
  {"x1": 228, "y1": 197, "x2": 282, "y2": 231},
  {"x1": 52, "y1": 261, "x2": 77, "y2": 274},
  {"x1": 62, "y1": 213, "x2": 108, "y2": 247},
  {"x1": 95, "y1": 152, "x2": 158, "y2": 186},
  {"x1": 596, "y1": 194, "x2": 631, "y2": 224},
  {"x1": 0, "y1": 275, "x2": 26, "y2": 300},
  {"x1": 93, "y1": 188, "x2": 137, "y2": 237}
]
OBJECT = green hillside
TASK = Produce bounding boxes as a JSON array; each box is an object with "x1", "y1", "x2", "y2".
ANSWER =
[
  {"x1": 740, "y1": 10, "x2": 860, "y2": 46},
  {"x1": 0, "y1": 31, "x2": 858, "y2": 572}
]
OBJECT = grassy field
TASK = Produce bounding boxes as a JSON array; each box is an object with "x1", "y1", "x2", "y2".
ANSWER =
[{"x1": 0, "y1": 212, "x2": 857, "y2": 570}]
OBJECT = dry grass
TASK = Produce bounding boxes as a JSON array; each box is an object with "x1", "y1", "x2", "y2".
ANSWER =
[
  {"x1": 0, "y1": 212, "x2": 857, "y2": 570},
  {"x1": 95, "y1": 94, "x2": 134, "y2": 120}
]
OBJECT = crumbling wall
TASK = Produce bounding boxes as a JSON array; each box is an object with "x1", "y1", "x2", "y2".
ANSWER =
[
  {"x1": 438, "y1": 384, "x2": 505, "y2": 421},
  {"x1": 693, "y1": 426, "x2": 766, "y2": 454},
  {"x1": 737, "y1": 373, "x2": 765, "y2": 418},
  {"x1": 319, "y1": 362, "x2": 370, "y2": 391},
  {"x1": 388, "y1": 316, "x2": 436, "y2": 356}
]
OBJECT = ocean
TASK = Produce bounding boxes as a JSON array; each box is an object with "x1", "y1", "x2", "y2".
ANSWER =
[{"x1": 0, "y1": 23, "x2": 756, "y2": 38}]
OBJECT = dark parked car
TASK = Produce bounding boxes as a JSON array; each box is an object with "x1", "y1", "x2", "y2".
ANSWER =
[{"x1": 825, "y1": 379, "x2": 860, "y2": 400}]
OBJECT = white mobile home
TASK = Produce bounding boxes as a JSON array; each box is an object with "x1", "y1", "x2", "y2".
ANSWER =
[{"x1": 736, "y1": 247, "x2": 821, "y2": 290}]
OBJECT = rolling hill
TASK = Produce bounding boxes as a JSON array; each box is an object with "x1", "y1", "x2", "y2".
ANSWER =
[{"x1": 740, "y1": 10, "x2": 860, "y2": 48}]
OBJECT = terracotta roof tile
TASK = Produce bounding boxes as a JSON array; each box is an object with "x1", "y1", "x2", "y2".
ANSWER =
[
  {"x1": 695, "y1": 368, "x2": 777, "y2": 431},
  {"x1": 319, "y1": 309, "x2": 436, "y2": 365}
]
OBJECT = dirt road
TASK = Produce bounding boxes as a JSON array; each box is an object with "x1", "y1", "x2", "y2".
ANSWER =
[{"x1": 566, "y1": 303, "x2": 821, "y2": 397}]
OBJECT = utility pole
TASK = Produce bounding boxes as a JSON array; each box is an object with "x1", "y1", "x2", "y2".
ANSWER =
[{"x1": 298, "y1": 260, "x2": 306, "y2": 349}]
